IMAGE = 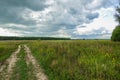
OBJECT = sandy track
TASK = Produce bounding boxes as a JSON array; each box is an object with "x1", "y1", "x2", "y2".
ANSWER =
[
  {"x1": 24, "y1": 45, "x2": 48, "y2": 80},
  {"x1": 0, "y1": 45, "x2": 21, "y2": 80},
  {"x1": 0, "y1": 45, "x2": 48, "y2": 80}
]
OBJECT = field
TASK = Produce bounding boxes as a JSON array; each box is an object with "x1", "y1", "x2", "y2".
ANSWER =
[
  {"x1": 0, "y1": 41, "x2": 21, "y2": 66},
  {"x1": 0, "y1": 40, "x2": 120, "y2": 80}
]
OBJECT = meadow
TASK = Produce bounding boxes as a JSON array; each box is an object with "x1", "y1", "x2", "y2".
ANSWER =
[
  {"x1": 29, "y1": 40, "x2": 120, "y2": 80},
  {"x1": 0, "y1": 40, "x2": 120, "y2": 80}
]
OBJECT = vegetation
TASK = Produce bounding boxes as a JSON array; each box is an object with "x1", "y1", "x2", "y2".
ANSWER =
[
  {"x1": 11, "y1": 46, "x2": 29, "y2": 80},
  {"x1": 111, "y1": 3, "x2": 120, "y2": 41},
  {"x1": 0, "y1": 40, "x2": 120, "y2": 80},
  {"x1": 115, "y1": 3, "x2": 120, "y2": 24},
  {"x1": 0, "y1": 41, "x2": 19, "y2": 66},
  {"x1": 0, "y1": 36, "x2": 70, "y2": 40},
  {"x1": 10, "y1": 45, "x2": 37, "y2": 80},
  {"x1": 29, "y1": 40, "x2": 120, "y2": 80},
  {"x1": 111, "y1": 25, "x2": 120, "y2": 41}
]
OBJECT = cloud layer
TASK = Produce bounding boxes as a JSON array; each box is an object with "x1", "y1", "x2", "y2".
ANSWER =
[{"x1": 0, "y1": 0, "x2": 118, "y2": 39}]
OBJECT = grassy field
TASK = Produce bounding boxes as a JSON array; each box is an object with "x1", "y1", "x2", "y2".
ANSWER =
[
  {"x1": 0, "y1": 40, "x2": 120, "y2": 80},
  {"x1": 0, "y1": 41, "x2": 21, "y2": 66},
  {"x1": 29, "y1": 40, "x2": 120, "y2": 80}
]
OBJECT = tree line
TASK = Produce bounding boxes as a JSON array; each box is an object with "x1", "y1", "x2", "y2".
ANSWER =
[{"x1": 0, "y1": 36, "x2": 70, "y2": 40}]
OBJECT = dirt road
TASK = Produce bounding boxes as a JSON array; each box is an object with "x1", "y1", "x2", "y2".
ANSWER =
[{"x1": 0, "y1": 45, "x2": 48, "y2": 80}]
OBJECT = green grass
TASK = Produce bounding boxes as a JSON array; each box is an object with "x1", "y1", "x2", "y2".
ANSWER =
[
  {"x1": 0, "y1": 40, "x2": 30, "y2": 65},
  {"x1": 0, "y1": 41, "x2": 20, "y2": 65},
  {"x1": 29, "y1": 40, "x2": 120, "y2": 80}
]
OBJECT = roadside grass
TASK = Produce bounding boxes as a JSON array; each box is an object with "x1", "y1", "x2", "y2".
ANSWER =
[
  {"x1": 0, "y1": 41, "x2": 19, "y2": 66},
  {"x1": 27, "y1": 62, "x2": 37, "y2": 80},
  {"x1": 0, "y1": 40, "x2": 30, "y2": 66},
  {"x1": 29, "y1": 40, "x2": 120, "y2": 80}
]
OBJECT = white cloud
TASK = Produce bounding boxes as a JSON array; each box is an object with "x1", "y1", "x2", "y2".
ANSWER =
[
  {"x1": 74, "y1": 6, "x2": 117, "y2": 39},
  {"x1": 0, "y1": 28, "x2": 19, "y2": 36}
]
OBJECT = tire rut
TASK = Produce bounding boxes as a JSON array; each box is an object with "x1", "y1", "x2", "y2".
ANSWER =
[
  {"x1": 24, "y1": 45, "x2": 48, "y2": 80},
  {"x1": 0, "y1": 45, "x2": 21, "y2": 80}
]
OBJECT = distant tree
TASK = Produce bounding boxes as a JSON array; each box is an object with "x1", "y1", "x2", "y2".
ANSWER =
[
  {"x1": 111, "y1": 25, "x2": 120, "y2": 41},
  {"x1": 111, "y1": 3, "x2": 120, "y2": 41}
]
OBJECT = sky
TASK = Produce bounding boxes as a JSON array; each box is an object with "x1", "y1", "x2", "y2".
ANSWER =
[{"x1": 0, "y1": 0, "x2": 119, "y2": 39}]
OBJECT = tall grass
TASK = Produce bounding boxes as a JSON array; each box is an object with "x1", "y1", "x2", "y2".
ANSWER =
[
  {"x1": 29, "y1": 40, "x2": 120, "y2": 80},
  {"x1": 0, "y1": 41, "x2": 21, "y2": 65}
]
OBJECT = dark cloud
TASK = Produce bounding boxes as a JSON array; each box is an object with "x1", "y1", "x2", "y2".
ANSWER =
[
  {"x1": 0, "y1": 0, "x2": 47, "y2": 11},
  {"x1": 0, "y1": 0, "x2": 48, "y2": 24},
  {"x1": 86, "y1": 13, "x2": 99, "y2": 20}
]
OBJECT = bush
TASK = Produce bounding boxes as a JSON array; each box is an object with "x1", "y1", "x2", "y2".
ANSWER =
[{"x1": 111, "y1": 25, "x2": 120, "y2": 41}]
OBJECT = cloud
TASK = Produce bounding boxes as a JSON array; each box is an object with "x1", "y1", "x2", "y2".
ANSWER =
[
  {"x1": 87, "y1": 0, "x2": 109, "y2": 10},
  {"x1": 0, "y1": 0, "x2": 48, "y2": 24},
  {"x1": 0, "y1": 0, "x2": 47, "y2": 11},
  {"x1": 73, "y1": 27, "x2": 111, "y2": 39},
  {"x1": 0, "y1": 0, "x2": 118, "y2": 38}
]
